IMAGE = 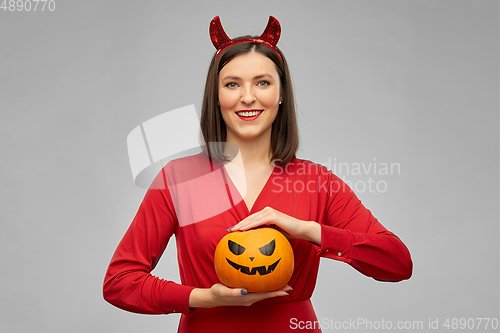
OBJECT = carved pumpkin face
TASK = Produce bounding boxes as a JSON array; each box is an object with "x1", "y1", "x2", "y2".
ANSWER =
[{"x1": 214, "y1": 227, "x2": 294, "y2": 292}]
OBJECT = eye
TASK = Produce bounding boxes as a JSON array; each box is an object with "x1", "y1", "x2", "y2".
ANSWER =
[
  {"x1": 259, "y1": 239, "x2": 275, "y2": 256},
  {"x1": 257, "y1": 81, "x2": 270, "y2": 87},
  {"x1": 228, "y1": 240, "x2": 246, "y2": 255},
  {"x1": 226, "y1": 82, "x2": 238, "y2": 88}
]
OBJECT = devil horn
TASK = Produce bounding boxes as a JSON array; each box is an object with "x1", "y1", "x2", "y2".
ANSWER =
[
  {"x1": 210, "y1": 16, "x2": 232, "y2": 50},
  {"x1": 259, "y1": 16, "x2": 281, "y2": 47}
]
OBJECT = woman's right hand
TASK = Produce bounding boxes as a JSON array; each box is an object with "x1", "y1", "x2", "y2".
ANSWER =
[{"x1": 189, "y1": 283, "x2": 291, "y2": 308}]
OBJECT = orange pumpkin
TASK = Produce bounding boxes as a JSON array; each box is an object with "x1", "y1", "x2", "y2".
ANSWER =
[{"x1": 214, "y1": 227, "x2": 294, "y2": 292}]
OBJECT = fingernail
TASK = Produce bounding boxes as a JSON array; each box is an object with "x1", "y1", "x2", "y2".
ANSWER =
[
  {"x1": 241, "y1": 289, "x2": 248, "y2": 295},
  {"x1": 282, "y1": 293, "x2": 290, "y2": 296},
  {"x1": 286, "y1": 288, "x2": 293, "y2": 292},
  {"x1": 226, "y1": 227, "x2": 234, "y2": 232}
]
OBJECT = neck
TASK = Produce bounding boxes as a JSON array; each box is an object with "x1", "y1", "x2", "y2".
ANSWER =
[{"x1": 225, "y1": 131, "x2": 273, "y2": 168}]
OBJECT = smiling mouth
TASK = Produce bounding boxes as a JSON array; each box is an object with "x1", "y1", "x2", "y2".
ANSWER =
[
  {"x1": 226, "y1": 258, "x2": 281, "y2": 275},
  {"x1": 236, "y1": 110, "x2": 263, "y2": 117}
]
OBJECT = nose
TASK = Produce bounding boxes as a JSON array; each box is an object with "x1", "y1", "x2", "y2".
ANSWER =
[
  {"x1": 249, "y1": 257, "x2": 254, "y2": 261},
  {"x1": 240, "y1": 86, "x2": 256, "y2": 104}
]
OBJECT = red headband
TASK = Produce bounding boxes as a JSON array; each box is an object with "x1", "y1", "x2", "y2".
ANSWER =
[{"x1": 209, "y1": 16, "x2": 282, "y2": 62}]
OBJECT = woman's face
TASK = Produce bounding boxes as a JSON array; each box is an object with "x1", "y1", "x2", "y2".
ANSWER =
[{"x1": 218, "y1": 51, "x2": 281, "y2": 144}]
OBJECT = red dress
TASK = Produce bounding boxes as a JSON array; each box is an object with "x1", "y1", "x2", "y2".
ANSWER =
[{"x1": 103, "y1": 152, "x2": 412, "y2": 332}]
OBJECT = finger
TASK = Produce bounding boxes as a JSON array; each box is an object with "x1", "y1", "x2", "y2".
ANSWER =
[
  {"x1": 241, "y1": 210, "x2": 279, "y2": 230},
  {"x1": 228, "y1": 288, "x2": 249, "y2": 298},
  {"x1": 228, "y1": 287, "x2": 248, "y2": 297},
  {"x1": 237, "y1": 219, "x2": 272, "y2": 231},
  {"x1": 266, "y1": 290, "x2": 289, "y2": 297},
  {"x1": 216, "y1": 284, "x2": 248, "y2": 297},
  {"x1": 278, "y1": 284, "x2": 293, "y2": 292},
  {"x1": 240, "y1": 289, "x2": 290, "y2": 306},
  {"x1": 247, "y1": 290, "x2": 288, "y2": 303},
  {"x1": 227, "y1": 212, "x2": 267, "y2": 231},
  {"x1": 226, "y1": 214, "x2": 258, "y2": 231}
]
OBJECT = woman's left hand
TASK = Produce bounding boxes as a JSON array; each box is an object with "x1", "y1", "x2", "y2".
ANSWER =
[{"x1": 227, "y1": 206, "x2": 321, "y2": 243}]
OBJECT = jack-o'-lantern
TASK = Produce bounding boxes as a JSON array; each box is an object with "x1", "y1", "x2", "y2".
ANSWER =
[{"x1": 214, "y1": 227, "x2": 294, "y2": 292}]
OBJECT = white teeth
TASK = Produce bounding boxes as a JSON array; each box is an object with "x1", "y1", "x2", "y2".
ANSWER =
[{"x1": 237, "y1": 111, "x2": 262, "y2": 117}]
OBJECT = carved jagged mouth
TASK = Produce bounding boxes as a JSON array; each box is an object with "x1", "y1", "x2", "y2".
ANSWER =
[{"x1": 226, "y1": 258, "x2": 281, "y2": 275}]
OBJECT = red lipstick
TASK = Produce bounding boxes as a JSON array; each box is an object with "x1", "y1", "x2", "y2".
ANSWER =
[{"x1": 235, "y1": 109, "x2": 263, "y2": 121}]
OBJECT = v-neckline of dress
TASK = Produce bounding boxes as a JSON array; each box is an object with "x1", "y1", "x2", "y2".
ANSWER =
[{"x1": 223, "y1": 164, "x2": 277, "y2": 215}]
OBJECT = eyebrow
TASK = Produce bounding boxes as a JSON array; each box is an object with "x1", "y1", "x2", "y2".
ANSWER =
[{"x1": 221, "y1": 73, "x2": 275, "y2": 83}]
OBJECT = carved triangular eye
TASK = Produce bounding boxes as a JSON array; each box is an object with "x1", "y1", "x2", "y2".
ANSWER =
[
  {"x1": 228, "y1": 240, "x2": 246, "y2": 255},
  {"x1": 259, "y1": 239, "x2": 275, "y2": 256}
]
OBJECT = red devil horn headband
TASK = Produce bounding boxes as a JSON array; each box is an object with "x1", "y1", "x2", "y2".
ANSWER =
[{"x1": 209, "y1": 16, "x2": 282, "y2": 61}]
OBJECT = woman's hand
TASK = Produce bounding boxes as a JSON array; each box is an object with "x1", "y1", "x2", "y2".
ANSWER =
[
  {"x1": 189, "y1": 283, "x2": 291, "y2": 308},
  {"x1": 227, "y1": 206, "x2": 321, "y2": 244}
]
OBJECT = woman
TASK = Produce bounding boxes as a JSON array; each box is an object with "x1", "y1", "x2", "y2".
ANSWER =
[{"x1": 103, "y1": 16, "x2": 412, "y2": 332}]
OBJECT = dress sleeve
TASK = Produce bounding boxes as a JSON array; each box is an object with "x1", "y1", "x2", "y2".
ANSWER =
[
  {"x1": 311, "y1": 173, "x2": 413, "y2": 282},
  {"x1": 103, "y1": 172, "x2": 195, "y2": 315}
]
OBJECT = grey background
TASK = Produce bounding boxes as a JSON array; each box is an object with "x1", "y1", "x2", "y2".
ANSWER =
[{"x1": 1, "y1": 0, "x2": 498, "y2": 332}]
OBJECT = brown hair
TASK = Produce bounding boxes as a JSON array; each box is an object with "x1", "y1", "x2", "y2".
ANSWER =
[{"x1": 200, "y1": 36, "x2": 299, "y2": 166}]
